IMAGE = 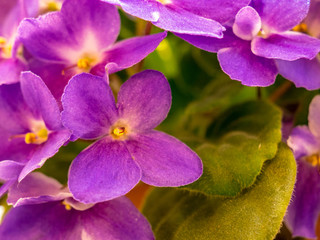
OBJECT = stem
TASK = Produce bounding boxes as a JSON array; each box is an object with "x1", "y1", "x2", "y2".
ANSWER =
[
  {"x1": 135, "y1": 22, "x2": 153, "y2": 72},
  {"x1": 269, "y1": 81, "x2": 293, "y2": 102},
  {"x1": 257, "y1": 87, "x2": 262, "y2": 99}
]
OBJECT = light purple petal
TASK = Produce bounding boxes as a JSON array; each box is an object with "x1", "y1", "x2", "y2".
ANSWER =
[
  {"x1": 285, "y1": 159, "x2": 320, "y2": 239},
  {"x1": 18, "y1": 0, "x2": 120, "y2": 63},
  {"x1": 0, "y1": 202, "x2": 82, "y2": 240},
  {"x1": 217, "y1": 43, "x2": 278, "y2": 86},
  {"x1": 117, "y1": 70, "x2": 171, "y2": 132},
  {"x1": 108, "y1": 0, "x2": 160, "y2": 22},
  {"x1": 276, "y1": 57, "x2": 320, "y2": 90},
  {"x1": 308, "y1": 95, "x2": 320, "y2": 138},
  {"x1": 20, "y1": 71, "x2": 62, "y2": 130},
  {"x1": 287, "y1": 126, "x2": 320, "y2": 160},
  {"x1": 252, "y1": 32, "x2": 320, "y2": 61},
  {"x1": 126, "y1": 130, "x2": 202, "y2": 186},
  {"x1": 18, "y1": 130, "x2": 71, "y2": 181},
  {"x1": 175, "y1": 28, "x2": 242, "y2": 53},
  {"x1": 0, "y1": 58, "x2": 26, "y2": 85},
  {"x1": 69, "y1": 138, "x2": 141, "y2": 203},
  {"x1": 62, "y1": 73, "x2": 118, "y2": 139},
  {"x1": 251, "y1": 0, "x2": 310, "y2": 33},
  {"x1": 305, "y1": 0, "x2": 320, "y2": 38},
  {"x1": 93, "y1": 32, "x2": 167, "y2": 75},
  {"x1": 0, "y1": 160, "x2": 24, "y2": 181},
  {"x1": 232, "y1": 6, "x2": 261, "y2": 41},
  {"x1": 154, "y1": 3, "x2": 224, "y2": 37},
  {"x1": 8, "y1": 172, "x2": 71, "y2": 207},
  {"x1": 171, "y1": 0, "x2": 251, "y2": 24},
  {"x1": 81, "y1": 197, "x2": 154, "y2": 240}
]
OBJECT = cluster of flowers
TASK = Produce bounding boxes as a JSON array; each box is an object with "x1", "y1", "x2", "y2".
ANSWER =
[{"x1": 0, "y1": 0, "x2": 319, "y2": 239}]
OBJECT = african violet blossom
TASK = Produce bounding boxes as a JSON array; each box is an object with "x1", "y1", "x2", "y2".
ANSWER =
[
  {"x1": 176, "y1": 0, "x2": 320, "y2": 88},
  {"x1": 276, "y1": 0, "x2": 320, "y2": 90},
  {"x1": 0, "y1": 0, "x2": 38, "y2": 85},
  {"x1": 286, "y1": 95, "x2": 320, "y2": 239},
  {"x1": 17, "y1": 0, "x2": 167, "y2": 101},
  {"x1": 0, "y1": 172, "x2": 154, "y2": 240},
  {"x1": 0, "y1": 71, "x2": 70, "y2": 196},
  {"x1": 62, "y1": 70, "x2": 202, "y2": 203}
]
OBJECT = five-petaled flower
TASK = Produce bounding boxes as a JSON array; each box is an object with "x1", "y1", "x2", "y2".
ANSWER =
[{"x1": 62, "y1": 70, "x2": 203, "y2": 203}]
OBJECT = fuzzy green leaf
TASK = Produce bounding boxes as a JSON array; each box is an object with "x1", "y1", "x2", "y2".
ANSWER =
[
  {"x1": 143, "y1": 143, "x2": 296, "y2": 240},
  {"x1": 184, "y1": 100, "x2": 282, "y2": 197}
]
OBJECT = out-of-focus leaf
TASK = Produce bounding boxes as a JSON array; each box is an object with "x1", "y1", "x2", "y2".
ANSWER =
[
  {"x1": 143, "y1": 143, "x2": 296, "y2": 240},
  {"x1": 185, "y1": 100, "x2": 282, "y2": 197}
]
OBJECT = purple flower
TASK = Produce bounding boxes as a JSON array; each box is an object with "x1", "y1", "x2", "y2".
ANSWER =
[
  {"x1": 101, "y1": 0, "x2": 246, "y2": 37},
  {"x1": 0, "y1": 172, "x2": 154, "y2": 240},
  {"x1": 17, "y1": 0, "x2": 167, "y2": 101},
  {"x1": 61, "y1": 70, "x2": 202, "y2": 203},
  {"x1": 0, "y1": 71, "x2": 70, "y2": 196},
  {"x1": 286, "y1": 95, "x2": 320, "y2": 239},
  {"x1": 176, "y1": 0, "x2": 320, "y2": 88},
  {"x1": 276, "y1": 0, "x2": 320, "y2": 90},
  {"x1": 0, "y1": 0, "x2": 39, "y2": 85}
]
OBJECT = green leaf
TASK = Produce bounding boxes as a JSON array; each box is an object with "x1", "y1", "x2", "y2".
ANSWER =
[
  {"x1": 143, "y1": 143, "x2": 296, "y2": 240},
  {"x1": 185, "y1": 100, "x2": 282, "y2": 197}
]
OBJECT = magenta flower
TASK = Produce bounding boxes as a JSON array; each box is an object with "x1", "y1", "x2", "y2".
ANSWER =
[
  {"x1": 0, "y1": 172, "x2": 154, "y2": 240},
  {"x1": 0, "y1": 71, "x2": 70, "y2": 196},
  {"x1": 176, "y1": 0, "x2": 320, "y2": 88},
  {"x1": 61, "y1": 70, "x2": 202, "y2": 203},
  {"x1": 17, "y1": 0, "x2": 166, "y2": 100},
  {"x1": 276, "y1": 0, "x2": 320, "y2": 90},
  {"x1": 286, "y1": 95, "x2": 320, "y2": 239}
]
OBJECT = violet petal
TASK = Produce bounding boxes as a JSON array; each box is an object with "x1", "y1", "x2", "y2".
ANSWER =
[
  {"x1": 217, "y1": 43, "x2": 278, "y2": 86},
  {"x1": 117, "y1": 70, "x2": 171, "y2": 132},
  {"x1": 62, "y1": 73, "x2": 118, "y2": 140},
  {"x1": 126, "y1": 130, "x2": 202, "y2": 186},
  {"x1": 287, "y1": 126, "x2": 320, "y2": 160},
  {"x1": 68, "y1": 137, "x2": 141, "y2": 203},
  {"x1": 251, "y1": 0, "x2": 310, "y2": 33},
  {"x1": 252, "y1": 32, "x2": 320, "y2": 61},
  {"x1": 276, "y1": 57, "x2": 320, "y2": 90}
]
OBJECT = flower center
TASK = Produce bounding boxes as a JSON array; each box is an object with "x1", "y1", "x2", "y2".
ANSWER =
[
  {"x1": 305, "y1": 154, "x2": 320, "y2": 167},
  {"x1": 62, "y1": 200, "x2": 72, "y2": 211},
  {"x1": 39, "y1": 0, "x2": 62, "y2": 14},
  {"x1": 24, "y1": 128, "x2": 48, "y2": 145},
  {"x1": 157, "y1": 0, "x2": 171, "y2": 4},
  {"x1": 292, "y1": 23, "x2": 308, "y2": 34},
  {"x1": 76, "y1": 54, "x2": 98, "y2": 72},
  {"x1": 110, "y1": 121, "x2": 130, "y2": 140},
  {"x1": 0, "y1": 36, "x2": 13, "y2": 58}
]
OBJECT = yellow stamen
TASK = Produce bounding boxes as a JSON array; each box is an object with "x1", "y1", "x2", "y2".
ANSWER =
[
  {"x1": 77, "y1": 58, "x2": 90, "y2": 70},
  {"x1": 305, "y1": 154, "x2": 320, "y2": 167},
  {"x1": 47, "y1": 1, "x2": 61, "y2": 11},
  {"x1": 62, "y1": 201, "x2": 72, "y2": 211},
  {"x1": 24, "y1": 128, "x2": 48, "y2": 145},
  {"x1": 157, "y1": 0, "x2": 171, "y2": 4},
  {"x1": 112, "y1": 127, "x2": 126, "y2": 137},
  {"x1": 292, "y1": 23, "x2": 308, "y2": 33},
  {"x1": 0, "y1": 37, "x2": 6, "y2": 46}
]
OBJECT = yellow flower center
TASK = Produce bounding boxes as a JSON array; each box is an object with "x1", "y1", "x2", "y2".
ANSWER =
[
  {"x1": 24, "y1": 128, "x2": 48, "y2": 145},
  {"x1": 157, "y1": 0, "x2": 171, "y2": 4},
  {"x1": 292, "y1": 23, "x2": 308, "y2": 33},
  {"x1": 110, "y1": 121, "x2": 130, "y2": 140},
  {"x1": 0, "y1": 36, "x2": 13, "y2": 58},
  {"x1": 305, "y1": 154, "x2": 320, "y2": 167},
  {"x1": 62, "y1": 200, "x2": 72, "y2": 211},
  {"x1": 76, "y1": 55, "x2": 98, "y2": 72}
]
